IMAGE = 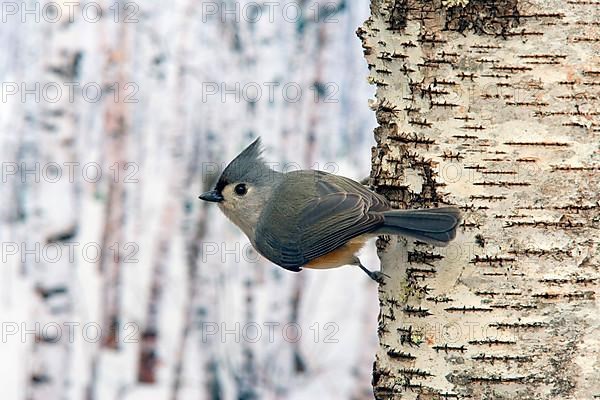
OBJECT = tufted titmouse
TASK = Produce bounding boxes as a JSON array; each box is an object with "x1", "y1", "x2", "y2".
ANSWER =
[{"x1": 199, "y1": 138, "x2": 460, "y2": 283}]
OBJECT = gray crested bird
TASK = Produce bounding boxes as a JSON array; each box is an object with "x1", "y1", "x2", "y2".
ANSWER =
[{"x1": 199, "y1": 138, "x2": 461, "y2": 283}]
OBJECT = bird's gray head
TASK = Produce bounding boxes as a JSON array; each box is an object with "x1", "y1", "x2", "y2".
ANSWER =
[{"x1": 199, "y1": 137, "x2": 280, "y2": 240}]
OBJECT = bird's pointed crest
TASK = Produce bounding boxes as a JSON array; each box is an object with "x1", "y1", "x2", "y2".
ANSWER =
[{"x1": 214, "y1": 137, "x2": 274, "y2": 193}]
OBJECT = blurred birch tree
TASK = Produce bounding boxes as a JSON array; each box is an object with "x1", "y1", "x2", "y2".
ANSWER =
[{"x1": 0, "y1": 1, "x2": 378, "y2": 399}]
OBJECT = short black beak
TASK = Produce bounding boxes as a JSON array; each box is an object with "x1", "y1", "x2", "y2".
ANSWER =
[{"x1": 199, "y1": 190, "x2": 223, "y2": 203}]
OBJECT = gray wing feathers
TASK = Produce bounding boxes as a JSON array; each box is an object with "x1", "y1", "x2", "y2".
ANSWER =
[
  {"x1": 298, "y1": 193, "x2": 382, "y2": 260},
  {"x1": 317, "y1": 175, "x2": 390, "y2": 212},
  {"x1": 254, "y1": 172, "x2": 385, "y2": 270}
]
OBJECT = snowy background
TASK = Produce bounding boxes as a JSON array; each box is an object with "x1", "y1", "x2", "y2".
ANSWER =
[{"x1": 0, "y1": 0, "x2": 379, "y2": 399}]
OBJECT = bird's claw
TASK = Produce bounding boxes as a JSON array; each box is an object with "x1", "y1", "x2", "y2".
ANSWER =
[{"x1": 368, "y1": 271, "x2": 390, "y2": 285}]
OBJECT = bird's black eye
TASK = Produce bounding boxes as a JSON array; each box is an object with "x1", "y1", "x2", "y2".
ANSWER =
[{"x1": 234, "y1": 183, "x2": 247, "y2": 196}]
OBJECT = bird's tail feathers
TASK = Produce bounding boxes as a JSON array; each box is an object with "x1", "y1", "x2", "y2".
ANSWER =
[{"x1": 375, "y1": 207, "x2": 461, "y2": 246}]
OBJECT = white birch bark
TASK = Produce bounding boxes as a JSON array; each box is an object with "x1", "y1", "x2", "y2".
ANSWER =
[{"x1": 359, "y1": 0, "x2": 600, "y2": 398}]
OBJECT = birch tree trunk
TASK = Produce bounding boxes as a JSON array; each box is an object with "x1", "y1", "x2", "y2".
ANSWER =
[{"x1": 359, "y1": 0, "x2": 600, "y2": 398}]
